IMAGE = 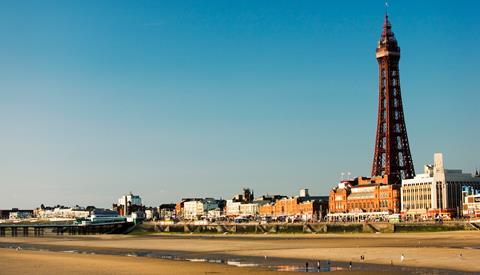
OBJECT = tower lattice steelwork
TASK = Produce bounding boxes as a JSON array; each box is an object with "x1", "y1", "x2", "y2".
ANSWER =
[{"x1": 371, "y1": 15, "x2": 415, "y2": 183}]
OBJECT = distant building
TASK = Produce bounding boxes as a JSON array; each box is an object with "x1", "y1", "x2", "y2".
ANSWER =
[
  {"x1": 225, "y1": 200, "x2": 261, "y2": 217},
  {"x1": 144, "y1": 207, "x2": 158, "y2": 220},
  {"x1": 183, "y1": 198, "x2": 221, "y2": 220},
  {"x1": 299, "y1": 188, "x2": 309, "y2": 198},
  {"x1": 175, "y1": 198, "x2": 202, "y2": 218},
  {"x1": 0, "y1": 210, "x2": 13, "y2": 220},
  {"x1": 114, "y1": 192, "x2": 143, "y2": 216},
  {"x1": 232, "y1": 188, "x2": 254, "y2": 203},
  {"x1": 0, "y1": 209, "x2": 34, "y2": 220},
  {"x1": 401, "y1": 153, "x2": 480, "y2": 218},
  {"x1": 225, "y1": 188, "x2": 273, "y2": 217},
  {"x1": 329, "y1": 175, "x2": 400, "y2": 217},
  {"x1": 158, "y1": 204, "x2": 176, "y2": 220},
  {"x1": 207, "y1": 208, "x2": 223, "y2": 219},
  {"x1": 463, "y1": 194, "x2": 480, "y2": 219},
  {"x1": 34, "y1": 205, "x2": 89, "y2": 220},
  {"x1": 9, "y1": 210, "x2": 34, "y2": 220},
  {"x1": 260, "y1": 189, "x2": 329, "y2": 221}
]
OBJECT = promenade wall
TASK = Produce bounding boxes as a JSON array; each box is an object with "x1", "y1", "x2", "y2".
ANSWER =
[{"x1": 134, "y1": 221, "x2": 478, "y2": 234}]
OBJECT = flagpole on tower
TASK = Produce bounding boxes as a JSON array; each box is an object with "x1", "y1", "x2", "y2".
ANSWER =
[{"x1": 385, "y1": 0, "x2": 389, "y2": 16}]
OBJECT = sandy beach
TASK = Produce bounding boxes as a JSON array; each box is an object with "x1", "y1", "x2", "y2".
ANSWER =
[
  {"x1": 1, "y1": 231, "x2": 479, "y2": 274},
  {"x1": 0, "y1": 248, "x2": 296, "y2": 275}
]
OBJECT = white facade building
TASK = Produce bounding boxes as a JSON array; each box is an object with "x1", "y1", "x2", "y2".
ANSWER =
[
  {"x1": 225, "y1": 200, "x2": 260, "y2": 216},
  {"x1": 207, "y1": 209, "x2": 223, "y2": 219},
  {"x1": 117, "y1": 192, "x2": 142, "y2": 216},
  {"x1": 9, "y1": 211, "x2": 32, "y2": 220},
  {"x1": 463, "y1": 194, "x2": 480, "y2": 218},
  {"x1": 401, "y1": 153, "x2": 480, "y2": 217},
  {"x1": 239, "y1": 203, "x2": 259, "y2": 216},
  {"x1": 145, "y1": 209, "x2": 154, "y2": 220},
  {"x1": 35, "y1": 207, "x2": 89, "y2": 220},
  {"x1": 183, "y1": 199, "x2": 219, "y2": 220},
  {"x1": 118, "y1": 193, "x2": 142, "y2": 207},
  {"x1": 225, "y1": 200, "x2": 242, "y2": 216}
]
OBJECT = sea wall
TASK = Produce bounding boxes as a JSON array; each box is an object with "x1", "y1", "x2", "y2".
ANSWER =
[{"x1": 133, "y1": 221, "x2": 477, "y2": 234}]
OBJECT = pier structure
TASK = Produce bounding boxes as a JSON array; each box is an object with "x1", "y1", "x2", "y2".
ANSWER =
[{"x1": 0, "y1": 221, "x2": 136, "y2": 237}]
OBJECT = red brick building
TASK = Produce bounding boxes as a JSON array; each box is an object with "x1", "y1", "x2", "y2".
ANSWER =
[
  {"x1": 329, "y1": 175, "x2": 401, "y2": 215},
  {"x1": 259, "y1": 193, "x2": 328, "y2": 221}
]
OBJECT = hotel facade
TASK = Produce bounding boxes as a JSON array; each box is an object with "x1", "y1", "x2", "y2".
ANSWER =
[{"x1": 328, "y1": 176, "x2": 401, "y2": 220}]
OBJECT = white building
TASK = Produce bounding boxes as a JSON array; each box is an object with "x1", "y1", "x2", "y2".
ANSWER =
[
  {"x1": 207, "y1": 209, "x2": 223, "y2": 219},
  {"x1": 145, "y1": 209, "x2": 154, "y2": 220},
  {"x1": 401, "y1": 153, "x2": 480, "y2": 218},
  {"x1": 463, "y1": 194, "x2": 480, "y2": 218},
  {"x1": 239, "y1": 203, "x2": 259, "y2": 216},
  {"x1": 183, "y1": 199, "x2": 219, "y2": 220},
  {"x1": 225, "y1": 200, "x2": 260, "y2": 217},
  {"x1": 9, "y1": 211, "x2": 32, "y2": 220},
  {"x1": 35, "y1": 207, "x2": 89, "y2": 220},
  {"x1": 225, "y1": 200, "x2": 242, "y2": 216},
  {"x1": 117, "y1": 192, "x2": 142, "y2": 216}
]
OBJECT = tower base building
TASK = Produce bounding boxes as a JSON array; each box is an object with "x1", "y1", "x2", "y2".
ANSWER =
[{"x1": 328, "y1": 175, "x2": 401, "y2": 221}]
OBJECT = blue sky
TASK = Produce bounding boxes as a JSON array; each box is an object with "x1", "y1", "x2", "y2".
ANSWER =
[{"x1": 0, "y1": 1, "x2": 479, "y2": 208}]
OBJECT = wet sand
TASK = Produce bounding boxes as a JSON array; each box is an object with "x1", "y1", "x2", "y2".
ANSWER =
[
  {"x1": 0, "y1": 248, "x2": 295, "y2": 275},
  {"x1": 1, "y1": 231, "x2": 479, "y2": 273}
]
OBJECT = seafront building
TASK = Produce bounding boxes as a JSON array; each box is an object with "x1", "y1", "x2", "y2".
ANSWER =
[
  {"x1": 34, "y1": 205, "x2": 90, "y2": 220},
  {"x1": 259, "y1": 189, "x2": 329, "y2": 221},
  {"x1": 225, "y1": 200, "x2": 261, "y2": 216},
  {"x1": 114, "y1": 192, "x2": 143, "y2": 216},
  {"x1": 401, "y1": 153, "x2": 480, "y2": 218},
  {"x1": 0, "y1": 209, "x2": 34, "y2": 220},
  {"x1": 225, "y1": 188, "x2": 268, "y2": 217},
  {"x1": 158, "y1": 204, "x2": 176, "y2": 220},
  {"x1": 328, "y1": 176, "x2": 401, "y2": 221},
  {"x1": 175, "y1": 198, "x2": 203, "y2": 218},
  {"x1": 463, "y1": 193, "x2": 480, "y2": 219},
  {"x1": 182, "y1": 198, "x2": 224, "y2": 220},
  {"x1": 8, "y1": 210, "x2": 34, "y2": 220}
]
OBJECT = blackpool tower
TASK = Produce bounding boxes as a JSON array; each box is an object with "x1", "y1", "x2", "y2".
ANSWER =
[{"x1": 371, "y1": 14, "x2": 415, "y2": 183}]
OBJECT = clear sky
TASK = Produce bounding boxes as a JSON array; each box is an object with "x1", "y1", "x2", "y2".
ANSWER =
[{"x1": 1, "y1": 1, "x2": 479, "y2": 208}]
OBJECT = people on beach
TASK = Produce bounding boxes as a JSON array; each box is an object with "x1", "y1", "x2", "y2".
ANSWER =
[
  {"x1": 305, "y1": 261, "x2": 309, "y2": 272},
  {"x1": 400, "y1": 253, "x2": 405, "y2": 262},
  {"x1": 349, "y1": 261, "x2": 352, "y2": 270},
  {"x1": 317, "y1": 260, "x2": 321, "y2": 270}
]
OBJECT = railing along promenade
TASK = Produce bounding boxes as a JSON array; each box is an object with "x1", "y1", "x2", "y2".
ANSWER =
[{"x1": 137, "y1": 220, "x2": 480, "y2": 234}]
